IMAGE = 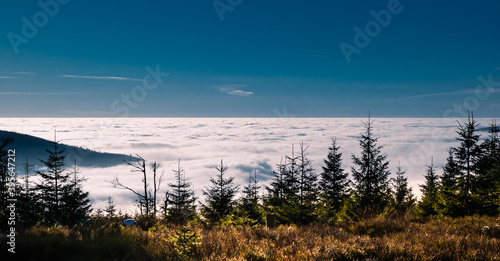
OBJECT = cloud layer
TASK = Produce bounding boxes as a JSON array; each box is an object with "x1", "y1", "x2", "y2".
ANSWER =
[{"x1": 2, "y1": 117, "x2": 497, "y2": 212}]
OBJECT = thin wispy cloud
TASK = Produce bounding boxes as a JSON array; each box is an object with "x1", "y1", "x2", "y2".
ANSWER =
[
  {"x1": 227, "y1": 90, "x2": 254, "y2": 97},
  {"x1": 0, "y1": 92, "x2": 82, "y2": 95},
  {"x1": 59, "y1": 75, "x2": 142, "y2": 82},
  {"x1": 0, "y1": 92, "x2": 43, "y2": 95},
  {"x1": 366, "y1": 88, "x2": 492, "y2": 103},
  {"x1": 11, "y1": 72, "x2": 36, "y2": 75},
  {"x1": 219, "y1": 84, "x2": 254, "y2": 97},
  {"x1": 405, "y1": 89, "x2": 476, "y2": 99},
  {"x1": 0, "y1": 76, "x2": 16, "y2": 79},
  {"x1": 219, "y1": 84, "x2": 247, "y2": 90}
]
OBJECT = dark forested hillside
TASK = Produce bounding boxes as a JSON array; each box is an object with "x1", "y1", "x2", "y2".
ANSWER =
[{"x1": 0, "y1": 130, "x2": 137, "y2": 168}]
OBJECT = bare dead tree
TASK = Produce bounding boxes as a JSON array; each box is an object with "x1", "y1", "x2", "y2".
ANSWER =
[
  {"x1": 109, "y1": 175, "x2": 147, "y2": 211},
  {"x1": 108, "y1": 155, "x2": 149, "y2": 215},
  {"x1": 161, "y1": 191, "x2": 170, "y2": 218},
  {"x1": 108, "y1": 155, "x2": 163, "y2": 217},
  {"x1": 150, "y1": 161, "x2": 164, "y2": 217}
]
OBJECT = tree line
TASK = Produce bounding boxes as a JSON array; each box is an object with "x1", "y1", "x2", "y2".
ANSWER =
[
  {"x1": 1, "y1": 112, "x2": 499, "y2": 228},
  {"x1": 0, "y1": 133, "x2": 91, "y2": 228}
]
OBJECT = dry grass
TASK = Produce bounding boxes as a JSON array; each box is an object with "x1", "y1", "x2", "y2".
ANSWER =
[{"x1": 3, "y1": 216, "x2": 500, "y2": 260}]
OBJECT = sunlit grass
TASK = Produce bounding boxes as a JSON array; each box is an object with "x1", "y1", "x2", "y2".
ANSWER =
[{"x1": 6, "y1": 215, "x2": 500, "y2": 260}]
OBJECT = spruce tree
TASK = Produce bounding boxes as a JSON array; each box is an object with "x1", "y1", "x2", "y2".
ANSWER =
[
  {"x1": 274, "y1": 146, "x2": 301, "y2": 224},
  {"x1": 474, "y1": 121, "x2": 500, "y2": 216},
  {"x1": 18, "y1": 157, "x2": 43, "y2": 227},
  {"x1": 483, "y1": 121, "x2": 499, "y2": 158},
  {"x1": 201, "y1": 160, "x2": 239, "y2": 222},
  {"x1": 295, "y1": 141, "x2": 318, "y2": 224},
  {"x1": 438, "y1": 150, "x2": 461, "y2": 217},
  {"x1": 35, "y1": 135, "x2": 70, "y2": 223},
  {"x1": 417, "y1": 157, "x2": 439, "y2": 217},
  {"x1": 318, "y1": 137, "x2": 349, "y2": 222},
  {"x1": 240, "y1": 170, "x2": 262, "y2": 223},
  {"x1": 265, "y1": 143, "x2": 318, "y2": 224},
  {"x1": 166, "y1": 159, "x2": 196, "y2": 224},
  {"x1": 105, "y1": 195, "x2": 116, "y2": 218},
  {"x1": 265, "y1": 157, "x2": 286, "y2": 207},
  {"x1": 35, "y1": 135, "x2": 91, "y2": 225},
  {"x1": 350, "y1": 115, "x2": 391, "y2": 218},
  {"x1": 453, "y1": 111, "x2": 481, "y2": 216},
  {"x1": 283, "y1": 145, "x2": 300, "y2": 202},
  {"x1": 60, "y1": 160, "x2": 91, "y2": 225},
  {"x1": 478, "y1": 121, "x2": 500, "y2": 169},
  {"x1": 264, "y1": 157, "x2": 288, "y2": 223},
  {"x1": 392, "y1": 163, "x2": 415, "y2": 215}
]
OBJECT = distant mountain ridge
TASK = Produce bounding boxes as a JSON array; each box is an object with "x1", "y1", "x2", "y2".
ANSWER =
[{"x1": 0, "y1": 130, "x2": 137, "y2": 170}]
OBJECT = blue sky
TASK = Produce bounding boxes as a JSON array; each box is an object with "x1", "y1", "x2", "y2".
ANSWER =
[{"x1": 0, "y1": 0, "x2": 499, "y2": 117}]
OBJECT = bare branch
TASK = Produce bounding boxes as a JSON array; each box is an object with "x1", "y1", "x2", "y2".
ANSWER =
[{"x1": 106, "y1": 177, "x2": 144, "y2": 200}]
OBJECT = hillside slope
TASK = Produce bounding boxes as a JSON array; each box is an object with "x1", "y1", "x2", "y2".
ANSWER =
[{"x1": 0, "y1": 130, "x2": 137, "y2": 169}]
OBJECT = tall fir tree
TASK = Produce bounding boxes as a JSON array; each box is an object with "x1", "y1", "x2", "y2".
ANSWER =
[
  {"x1": 35, "y1": 134, "x2": 91, "y2": 225},
  {"x1": 264, "y1": 157, "x2": 289, "y2": 224},
  {"x1": 417, "y1": 157, "x2": 439, "y2": 217},
  {"x1": 35, "y1": 134, "x2": 70, "y2": 223},
  {"x1": 295, "y1": 141, "x2": 318, "y2": 224},
  {"x1": 18, "y1": 157, "x2": 43, "y2": 227},
  {"x1": 277, "y1": 145, "x2": 301, "y2": 224},
  {"x1": 474, "y1": 121, "x2": 500, "y2": 216},
  {"x1": 166, "y1": 159, "x2": 197, "y2": 224},
  {"x1": 391, "y1": 163, "x2": 416, "y2": 215},
  {"x1": 453, "y1": 111, "x2": 482, "y2": 216},
  {"x1": 318, "y1": 137, "x2": 349, "y2": 222},
  {"x1": 478, "y1": 121, "x2": 500, "y2": 169},
  {"x1": 283, "y1": 145, "x2": 300, "y2": 202},
  {"x1": 240, "y1": 170, "x2": 262, "y2": 223},
  {"x1": 350, "y1": 114, "x2": 391, "y2": 218},
  {"x1": 201, "y1": 160, "x2": 239, "y2": 222},
  {"x1": 437, "y1": 150, "x2": 461, "y2": 217},
  {"x1": 60, "y1": 160, "x2": 91, "y2": 225},
  {"x1": 265, "y1": 143, "x2": 318, "y2": 224},
  {"x1": 265, "y1": 157, "x2": 286, "y2": 206}
]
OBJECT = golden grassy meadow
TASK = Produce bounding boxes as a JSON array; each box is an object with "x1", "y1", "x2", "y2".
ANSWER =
[{"x1": 6, "y1": 215, "x2": 500, "y2": 261}]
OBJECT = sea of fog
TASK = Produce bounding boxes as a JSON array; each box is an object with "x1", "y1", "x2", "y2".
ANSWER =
[{"x1": 1, "y1": 117, "x2": 497, "y2": 214}]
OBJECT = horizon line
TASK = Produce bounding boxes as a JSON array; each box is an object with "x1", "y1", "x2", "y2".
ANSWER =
[{"x1": 0, "y1": 116, "x2": 498, "y2": 119}]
